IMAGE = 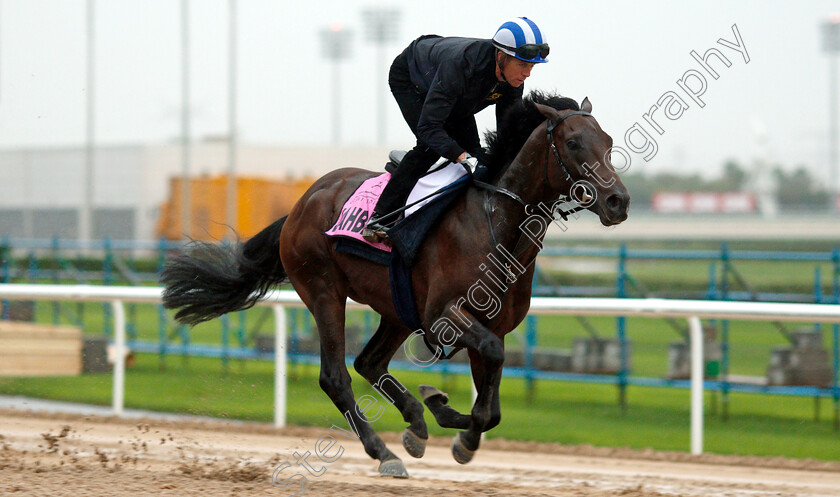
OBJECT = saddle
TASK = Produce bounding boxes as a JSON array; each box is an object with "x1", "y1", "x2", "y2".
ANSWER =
[
  {"x1": 385, "y1": 151, "x2": 406, "y2": 173},
  {"x1": 324, "y1": 152, "x2": 472, "y2": 338},
  {"x1": 326, "y1": 155, "x2": 470, "y2": 251},
  {"x1": 385, "y1": 150, "x2": 451, "y2": 175}
]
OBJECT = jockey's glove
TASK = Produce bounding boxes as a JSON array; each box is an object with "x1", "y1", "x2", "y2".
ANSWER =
[
  {"x1": 462, "y1": 154, "x2": 481, "y2": 172},
  {"x1": 462, "y1": 153, "x2": 490, "y2": 182}
]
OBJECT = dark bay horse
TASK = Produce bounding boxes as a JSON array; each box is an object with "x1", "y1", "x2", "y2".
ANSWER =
[{"x1": 161, "y1": 92, "x2": 629, "y2": 478}]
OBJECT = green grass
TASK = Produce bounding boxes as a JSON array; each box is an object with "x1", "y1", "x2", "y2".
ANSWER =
[{"x1": 0, "y1": 353, "x2": 838, "y2": 460}]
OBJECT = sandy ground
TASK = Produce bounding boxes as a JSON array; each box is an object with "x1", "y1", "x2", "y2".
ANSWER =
[{"x1": 1, "y1": 409, "x2": 839, "y2": 497}]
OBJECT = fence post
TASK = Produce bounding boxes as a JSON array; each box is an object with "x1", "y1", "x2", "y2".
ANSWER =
[
  {"x1": 705, "y1": 262, "x2": 717, "y2": 300},
  {"x1": 720, "y1": 243, "x2": 731, "y2": 422},
  {"x1": 525, "y1": 266, "x2": 539, "y2": 403},
  {"x1": 525, "y1": 314, "x2": 537, "y2": 403},
  {"x1": 157, "y1": 238, "x2": 168, "y2": 368},
  {"x1": 833, "y1": 247, "x2": 840, "y2": 431},
  {"x1": 364, "y1": 310, "x2": 373, "y2": 342},
  {"x1": 103, "y1": 238, "x2": 113, "y2": 337},
  {"x1": 704, "y1": 263, "x2": 720, "y2": 416},
  {"x1": 51, "y1": 238, "x2": 60, "y2": 325},
  {"x1": 834, "y1": 321, "x2": 839, "y2": 432},
  {"x1": 816, "y1": 265, "x2": 823, "y2": 323},
  {"x1": 273, "y1": 305, "x2": 287, "y2": 428},
  {"x1": 0, "y1": 258, "x2": 8, "y2": 320},
  {"x1": 221, "y1": 314, "x2": 230, "y2": 372},
  {"x1": 1, "y1": 239, "x2": 9, "y2": 320},
  {"x1": 616, "y1": 243, "x2": 628, "y2": 412},
  {"x1": 111, "y1": 299, "x2": 126, "y2": 416},
  {"x1": 689, "y1": 315, "x2": 704, "y2": 455}
]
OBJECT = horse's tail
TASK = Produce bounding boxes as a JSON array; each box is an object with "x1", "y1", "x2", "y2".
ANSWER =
[{"x1": 161, "y1": 216, "x2": 289, "y2": 326}]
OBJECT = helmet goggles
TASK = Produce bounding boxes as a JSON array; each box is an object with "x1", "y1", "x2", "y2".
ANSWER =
[{"x1": 510, "y1": 42, "x2": 549, "y2": 61}]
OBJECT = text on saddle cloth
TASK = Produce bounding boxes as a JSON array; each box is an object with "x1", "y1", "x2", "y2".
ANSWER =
[
  {"x1": 324, "y1": 173, "x2": 393, "y2": 252},
  {"x1": 324, "y1": 162, "x2": 470, "y2": 251}
]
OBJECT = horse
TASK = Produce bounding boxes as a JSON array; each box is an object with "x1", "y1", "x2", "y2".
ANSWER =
[{"x1": 160, "y1": 91, "x2": 630, "y2": 478}]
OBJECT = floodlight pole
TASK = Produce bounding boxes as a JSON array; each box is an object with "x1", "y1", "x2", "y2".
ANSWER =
[
  {"x1": 375, "y1": 44, "x2": 385, "y2": 146},
  {"x1": 361, "y1": 8, "x2": 401, "y2": 146},
  {"x1": 0, "y1": 0, "x2": 3, "y2": 105},
  {"x1": 320, "y1": 24, "x2": 353, "y2": 146},
  {"x1": 823, "y1": 16, "x2": 840, "y2": 211},
  {"x1": 180, "y1": 0, "x2": 192, "y2": 239},
  {"x1": 226, "y1": 0, "x2": 238, "y2": 239},
  {"x1": 831, "y1": 57, "x2": 837, "y2": 210},
  {"x1": 81, "y1": 0, "x2": 95, "y2": 245},
  {"x1": 332, "y1": 60, "x2": 340, "y2": 145}
]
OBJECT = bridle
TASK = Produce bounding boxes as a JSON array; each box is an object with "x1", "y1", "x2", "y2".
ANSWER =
[
  {"x1": 473, "y1": 109, "x2": 598, "y2": 282},
  {"x1": 474, "y1": 109, "x2": 594, "y2": 219},
  {"x1": 431, "y1": 110, "x2": 596, "y2": 359},
  {"x1": 545, "y1": 110, "x2": 593, "y2": 187}
]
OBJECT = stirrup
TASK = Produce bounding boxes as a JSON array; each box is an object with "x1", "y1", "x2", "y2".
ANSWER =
[{"x1": 362, "y1": 220, "x2": 391, "y2": 242}]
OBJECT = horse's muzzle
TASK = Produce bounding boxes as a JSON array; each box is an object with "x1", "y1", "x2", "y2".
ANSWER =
[{"x1": 601, "y1": 192, "x2": 630, "y2": 225}]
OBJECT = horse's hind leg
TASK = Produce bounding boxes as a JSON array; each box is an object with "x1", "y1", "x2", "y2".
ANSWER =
[
  {"x1": 354, "y1": 319, "x2": 428, "y2": 458},
  {"x1": 308, "y1": 295, "x2": 408, "y2": 478}
]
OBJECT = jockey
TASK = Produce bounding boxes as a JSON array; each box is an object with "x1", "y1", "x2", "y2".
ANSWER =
[{"x1": 362, "y1": 17, "x2": 549, "y2": 242}]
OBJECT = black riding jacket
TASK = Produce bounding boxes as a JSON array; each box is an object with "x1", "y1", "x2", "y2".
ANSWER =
[{"x1": 402, "y1": 35, "x2": 524, "y2": 162}]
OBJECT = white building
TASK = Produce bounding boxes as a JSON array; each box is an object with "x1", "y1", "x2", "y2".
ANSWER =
[{"x1": 0, "y1": 141, "x2": 391, "y2": 240}]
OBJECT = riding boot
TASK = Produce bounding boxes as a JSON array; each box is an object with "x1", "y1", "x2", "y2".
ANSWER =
[{"x1": 363, "y1": 148, "x2": 438, "y2": 242}]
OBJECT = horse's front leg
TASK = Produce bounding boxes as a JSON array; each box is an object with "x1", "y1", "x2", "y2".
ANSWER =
[
  {"x1": 452, "y1": 325, "x2": 504, "y2": 464},
  {"x1": 466, "y1": 347, "x2": 503, "y2": 433},
  {"x1": 420, "y1": 307, "x2": 504, "y2": 464}
]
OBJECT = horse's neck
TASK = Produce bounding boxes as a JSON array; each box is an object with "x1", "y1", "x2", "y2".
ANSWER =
[
  {"x1": 477, "y1": 132, "x2": 554, "y2": 261},
  {"x1": 497, "y1": 132, "x2": 553, "y2": 207}
]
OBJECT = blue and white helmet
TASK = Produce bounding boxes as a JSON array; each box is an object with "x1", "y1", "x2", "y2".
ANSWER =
[{"x1": 492, "y1": 17, "x2": 549, "y2": 64}]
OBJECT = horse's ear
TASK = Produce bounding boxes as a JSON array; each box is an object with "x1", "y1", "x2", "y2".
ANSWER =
[
  {"x1": 534, "y1": 102, "x2": 561, "y2": 122},
  {"x1": 581, "y1": 97, "x2": 592, "y2": 113}
]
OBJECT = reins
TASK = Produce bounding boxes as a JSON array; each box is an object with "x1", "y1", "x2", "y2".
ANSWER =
[
  {"x1": 429, "y1": 110, "x2": 596, "y2": 361},
  {"x1": 475, "y1": 110, "x2": 594, "y2": 250}
]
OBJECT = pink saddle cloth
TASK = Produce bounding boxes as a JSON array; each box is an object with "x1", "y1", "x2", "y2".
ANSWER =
[{"x1": 324, "y1": 173, "x2": 393, "y2": 252}]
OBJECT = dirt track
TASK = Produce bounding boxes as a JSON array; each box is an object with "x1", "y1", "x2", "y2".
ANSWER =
[{"x1": 1, "y1": 410, "x2": 839, "y2": 497}]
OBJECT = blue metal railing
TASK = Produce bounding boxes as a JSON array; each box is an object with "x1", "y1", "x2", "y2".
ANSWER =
[{"x1": 1, "y1": 237, "x2": 839, "y2": 427}]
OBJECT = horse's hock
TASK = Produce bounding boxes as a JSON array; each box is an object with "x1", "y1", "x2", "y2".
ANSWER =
[{"x1": 0, "y1": 321, "x2": 83, "y2": 376}]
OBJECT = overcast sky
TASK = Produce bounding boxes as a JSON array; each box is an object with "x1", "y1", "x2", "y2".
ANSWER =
[{"x1": 1, "y1": 1, "x2": 839, "y2": 184}]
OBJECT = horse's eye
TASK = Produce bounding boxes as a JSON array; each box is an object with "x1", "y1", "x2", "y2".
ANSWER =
[{"x1": 566, "y1": 140, "x2": 579, "y2": 150}]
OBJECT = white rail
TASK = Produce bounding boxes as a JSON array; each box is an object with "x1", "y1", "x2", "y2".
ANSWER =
[{"x1": 1, "y1": 283, "x2": 839, "y2": 455}]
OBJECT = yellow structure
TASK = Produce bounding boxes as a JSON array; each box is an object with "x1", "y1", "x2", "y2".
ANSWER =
[{"x1": 157, "y1": 175, "x2": 315, "y2": 241}]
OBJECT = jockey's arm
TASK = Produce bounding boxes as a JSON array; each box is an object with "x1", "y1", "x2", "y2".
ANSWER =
[{"x1": 416, "y1": 60, "x2": 471, "y2": 163}]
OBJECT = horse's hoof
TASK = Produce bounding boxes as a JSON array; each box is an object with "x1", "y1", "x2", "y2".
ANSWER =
[
  {"x1": 451, "y1": 432, "x2": 476, "y2": 465},
  {"x1": 418, "y1": 384, "x2": 449, "y2": 404},
  {"x1": 401, "y1": 428, "x2": 427, "y2": 458},
  {"x1": 378, "y1": 458, "x2": 409, "y2": 479}
]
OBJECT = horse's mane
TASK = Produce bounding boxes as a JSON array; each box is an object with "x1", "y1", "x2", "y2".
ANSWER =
[{"x1": 484, "y1": 91, "x2": 580, "y2": 175}]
